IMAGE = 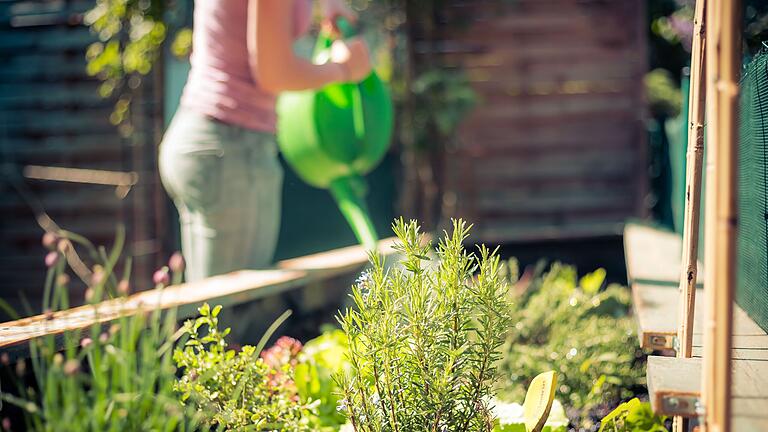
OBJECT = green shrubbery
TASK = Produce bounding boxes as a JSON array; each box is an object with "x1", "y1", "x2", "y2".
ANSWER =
[
  {"x1": 598, "y1": 398, "x2": 668, "y2": 432},
  {"x1": 335, "y1": 219, "x2": 512, "y2": 431},
  {"x1": 1, "y1": 220, "x2": 656, "y2": 432},
  {"x1": 174, "y1": 304, "x2": 310, "y2": 431},
  {"x1": 497, "y1": 262, "x2": 646, "y2": 428}
]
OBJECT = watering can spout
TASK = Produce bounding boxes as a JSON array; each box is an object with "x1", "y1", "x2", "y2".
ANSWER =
[{"x1": 329, "y1": 176, "x2": 379, "y2": 251}]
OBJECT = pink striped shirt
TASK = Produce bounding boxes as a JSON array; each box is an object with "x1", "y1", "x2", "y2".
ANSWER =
[{"x1": 181, "y1": 0, "x2": 313, "y2": 132}]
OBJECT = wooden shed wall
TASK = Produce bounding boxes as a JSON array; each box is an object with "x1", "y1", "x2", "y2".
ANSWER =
[
  {"x1": 0, "y1": 0, "x2": 167, "y2": 319},
  {"x1": 439, "y1": 0, "x2": 647, "y2": 243}
]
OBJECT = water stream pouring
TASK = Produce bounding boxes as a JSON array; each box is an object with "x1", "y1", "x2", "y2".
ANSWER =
[{"x1": 276, "y1": 19, "x2": 393, "y2": 251}]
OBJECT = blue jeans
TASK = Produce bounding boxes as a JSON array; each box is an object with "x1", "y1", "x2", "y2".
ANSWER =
[{"x1": 159, "y1": 108, "x2": 283, "y2": 282}]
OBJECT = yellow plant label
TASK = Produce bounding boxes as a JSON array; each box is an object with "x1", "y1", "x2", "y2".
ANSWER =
[{"x1": 522, "y1": 370, "x2": 557, "y2": 432}]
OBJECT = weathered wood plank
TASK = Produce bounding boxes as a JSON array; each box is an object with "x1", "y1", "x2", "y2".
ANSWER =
[
  {"x1": 624, "y1": 223, "x2": 701, "y2": 285},
  {"x1": 647, "y1": 356, "x2": 768, "y2": 430},
  {"x1": 0, "y1": 237, "x2": 401, "y2": 359},
  {"x1": 631, "y1": 284, "x2": 765, "y2": 350}
]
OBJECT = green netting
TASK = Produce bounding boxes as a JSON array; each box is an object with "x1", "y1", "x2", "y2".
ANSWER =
[{"x1": 737, "y1": 48, "x2": 768, "y2": 333}]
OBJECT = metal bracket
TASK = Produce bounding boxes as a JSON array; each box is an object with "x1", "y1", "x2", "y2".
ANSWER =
[
  {"x1": 658, "y1": 392, "x2": 703, "y2": 417},
  {"x1": 644, "y1": 332, "x2": 677, "y2": 351}
]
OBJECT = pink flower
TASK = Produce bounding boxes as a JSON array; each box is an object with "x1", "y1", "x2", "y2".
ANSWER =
[
  {"x1": 44, "y1": 251, "x2": 59, "y2": 268},
  {"x1": 42, "y1": 232, "x2": 58, "y2": 250},
  {"x1": 169, "y1": 252, "x2": 185, "y2": 274},
  {"x1": 153, "y1": 268, "x2": 170, "y2": 286},
  {"x1": 260, "y1": 336, "x2": 304, "y2": 369},
  {"x1": 117, "y1": 280, "x2": 130, "y2": 296}
]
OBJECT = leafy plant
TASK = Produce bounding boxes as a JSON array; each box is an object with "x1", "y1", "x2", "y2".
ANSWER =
[
  {"x1": 173, "y1": 304, "x2": 310, "y2": 431},
  {"x1": 490, "y1": 398, "x2": 569, "y2": 432},
  {"x1": 1, "y1": 229, "x2": 208, "y2": 431},
  {"x1": 598, "y1": 398, "x2": 668, "y2": 432},
  {"x1": 497, "y1": 263, "x2": 645, "y2": 428},
  {"x1": 335, "y1": 218, "x2": 512, "y2": 431},
  {"x1": 294, "y1": 328, "x2": 351, "y2": 429}
]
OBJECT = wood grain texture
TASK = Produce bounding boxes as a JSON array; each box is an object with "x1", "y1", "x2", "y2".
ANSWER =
[
  {"x1": 647, "y1": 356, "x2": 768, "y2": 431},
  {"x1": 434, "y1": 0, "x2": 647, "y2": 242},
  {"x1": 0, "y1": 237, "x2": 402, "y2": 360}
]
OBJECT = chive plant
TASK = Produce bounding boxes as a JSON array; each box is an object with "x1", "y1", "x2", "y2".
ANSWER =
[
  {"x1": 335, "y1": 219, "x2": 512, "y2": 432},
  {"x1": 1, "y1": 228, "x2": 209, "y2": 432}
]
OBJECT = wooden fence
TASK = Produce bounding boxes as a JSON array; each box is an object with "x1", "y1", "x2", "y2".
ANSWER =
[
  {"x1": 434, "y1": 0, "x2": 648, "y2": 243},
  {"x1": 0, "y1": 0, "x2": 168, "y2": 320}
]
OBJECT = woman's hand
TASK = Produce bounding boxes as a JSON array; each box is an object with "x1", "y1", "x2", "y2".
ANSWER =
[
  {"x1": 330, "y1": 38, "x2": 372, "y2": 82},
  {"x1": 319, "y1": 0, "x2": 357, "y2": 32}
]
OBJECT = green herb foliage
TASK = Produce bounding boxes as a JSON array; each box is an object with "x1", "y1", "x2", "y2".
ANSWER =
[
  {"x1": 498, "y1": 263, "x2": 645, "y2": 427},
  {"x1": 294, "y1": 328, "x2": 350, "y2": 430},
  {"x1": 335, "y1": 218, "x2": 512, "y2": 432},
  {"x1": 1, "y1": 228, "x2": 208, "y2": 431},
  {"x1": 598, "y1": 398, "x2": 668, "y2": 432},
  {"x1": 174, "y1": 304, "x2": 310, "y2": 431}
]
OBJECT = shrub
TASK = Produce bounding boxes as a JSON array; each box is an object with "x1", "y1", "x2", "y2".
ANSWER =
[
  {"x1": 497, "y1": 263, "x2": 646, "y2": 427},
  {"x1": 335, "y1": 218, "x2": 512, "y2": 431},
  {"x1": 598, "y1": 398, "x2": 668, "y2": 432},
  {"x1": 173, "y1": 304, "x2": 310, "y2": 431},
  {"x1": 293, "y1": 328, "x2": 350, "y2": 429}
]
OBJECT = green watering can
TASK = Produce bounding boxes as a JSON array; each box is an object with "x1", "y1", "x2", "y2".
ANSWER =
[{"x1": 276, "y1": 19, "x2": 393, "y2": 251}]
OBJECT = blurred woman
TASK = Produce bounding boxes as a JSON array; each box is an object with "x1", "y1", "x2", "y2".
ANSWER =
[{"x1": 160, "y1": 0, "x2": 371, "y2": 281}]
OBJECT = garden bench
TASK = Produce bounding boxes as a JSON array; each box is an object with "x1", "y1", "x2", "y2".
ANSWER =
[
  {"x1": 624, "y1": 223, "x2": 768, "y2": 430},
  {"x1": 0, "y1": 237, "x2": 399, "y2": 362}
]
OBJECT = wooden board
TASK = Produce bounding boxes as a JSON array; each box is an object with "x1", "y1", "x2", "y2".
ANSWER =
[
  {"x1": 626, "y1": 224, "x2": 768, "y2": 429},
  {"x1": 631, "y1": 283, "x2": 765, "y2": 350},
  {"x1": 437, "y1": 0, "x2": 647, "y2": 243},
  {"x1": 647, "y1": 356, "x2": 768, "y2": 431},
  {"x1": 0, "y1": 237, "x2": 401, "y2": 360},
  {"x1": 624, "y1": 223, "x2": 704, "y2": 286}
]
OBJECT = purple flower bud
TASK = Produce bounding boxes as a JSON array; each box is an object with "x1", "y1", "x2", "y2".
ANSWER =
[
  {"x1": 117, "y1": 280, "x2": 130, "y2": 296},
  {"x1": 153, "y1": 268, "x2": 170, "y2": 286},
  {"x1": 63, "y1": 359, "x2": 79, "y2": 376},
  {"x1": 109, "y1": 324, "x2": 120, "y2": 335},
  {"x1": 91, "y1": 265, "x2": 105, "y2": 285},
  {"x1": 2, "y1": 417, "x2": 11, "y2": 430},
  {"x1": 44, "y1": 251, "x2": 59, "y2": 268},
  {"x1": 42, "y1": 232, "x2": 58, "y2": 250},
  {"x1": 80, "y1": 338, "x2": 93, "y2": 348},
  {"x1": 169, "y1": 252, "x2": 185, "y2": 274}
]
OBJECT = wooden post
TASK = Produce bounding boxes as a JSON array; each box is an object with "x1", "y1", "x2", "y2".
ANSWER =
[
  {"x1": 678, "y1": 0, "x2": 707, "y2": 360},
  {"x1": 701, "y1": 0, "x2": 740, "y2": 431},
  {"x1": 674, "y1": 2, "x2": 706, "y2": 429}
]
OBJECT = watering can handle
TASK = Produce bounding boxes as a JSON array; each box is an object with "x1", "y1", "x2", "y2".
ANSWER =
[
  {"x1": 320, "y1": 17, "x2": 367, "y2": 140},
  {"x1": 335, "y1": 16, "x2": 357, "y2": 39}
]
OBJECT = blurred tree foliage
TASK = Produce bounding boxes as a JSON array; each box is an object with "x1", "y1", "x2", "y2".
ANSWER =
[
  {"x1": 84, "y1": 0, "x2": 188, "y2": 135},
  {"x1": 645, "y1": 69, "x2": 682, "y2": 119}
]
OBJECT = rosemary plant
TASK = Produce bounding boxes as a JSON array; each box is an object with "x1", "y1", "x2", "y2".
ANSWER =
[{"x1": 335, "y1": 219, "x2": 512, "y2": 432}]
